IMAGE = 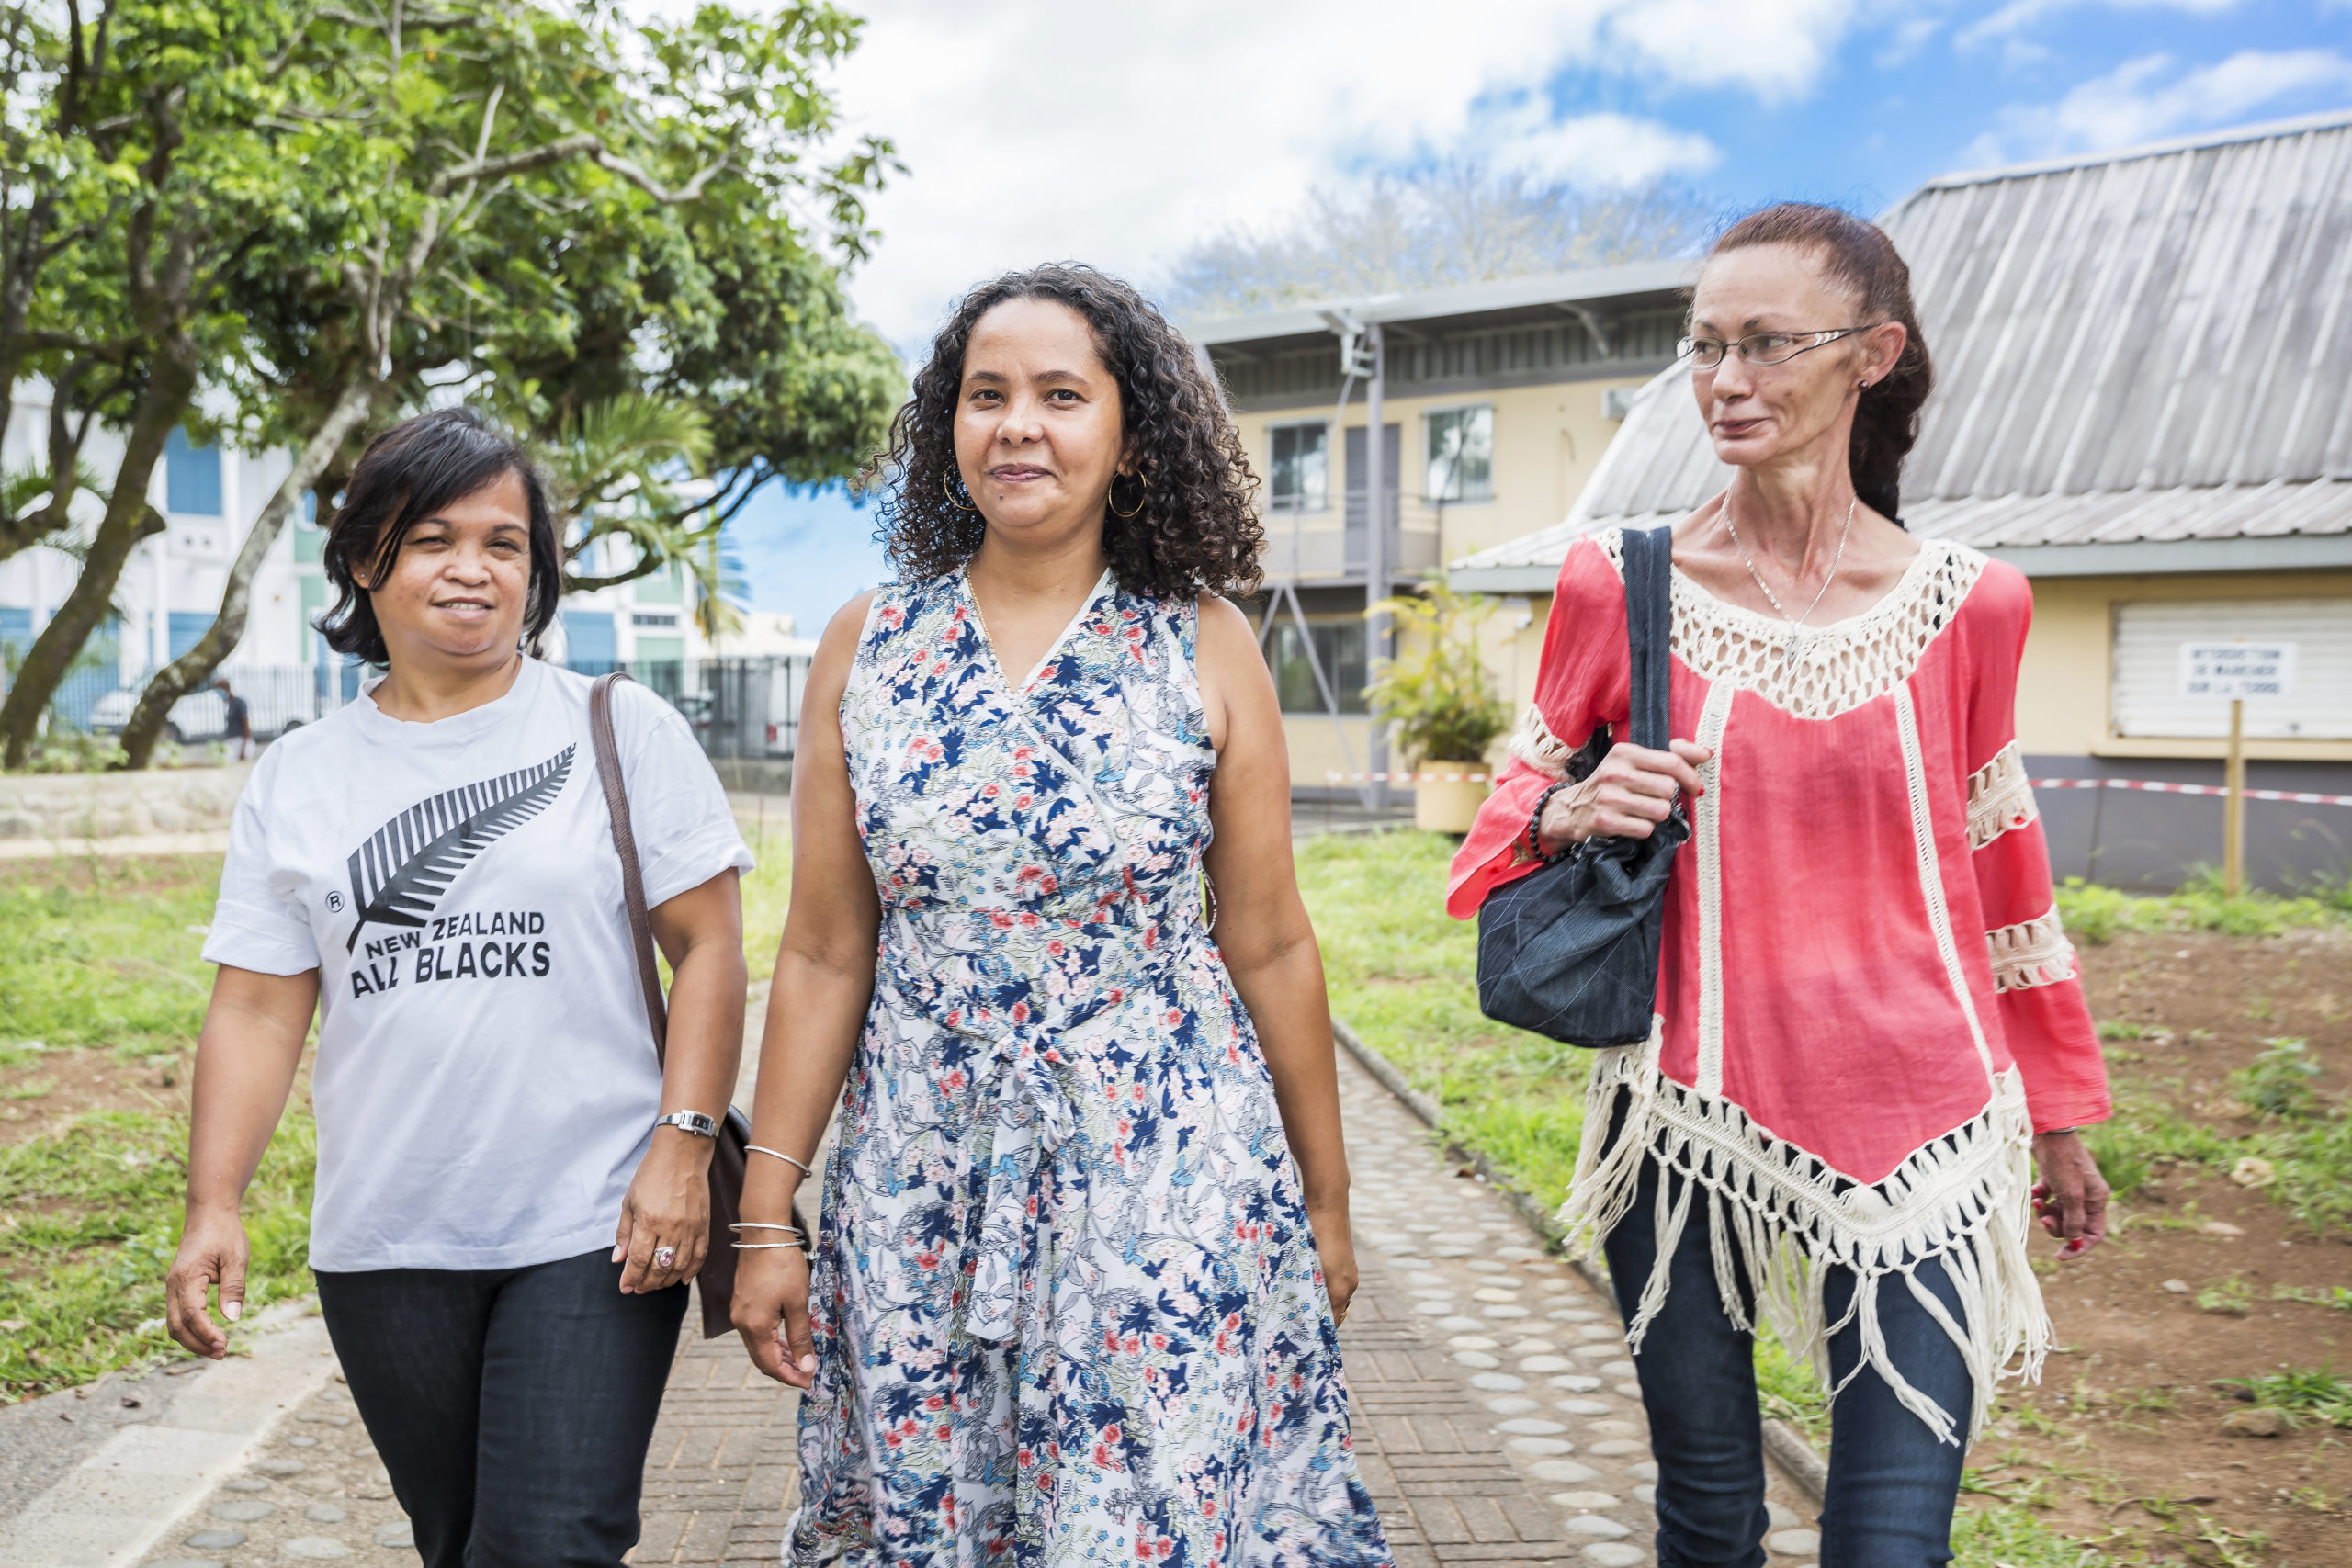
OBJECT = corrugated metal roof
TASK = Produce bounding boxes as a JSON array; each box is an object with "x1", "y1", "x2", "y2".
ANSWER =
[{"x1": 1457, "y1": 109, "x2": 2352, "y2": 574}]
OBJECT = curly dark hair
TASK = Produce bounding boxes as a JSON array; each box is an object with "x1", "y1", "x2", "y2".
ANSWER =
[{"x1": 865, "y1": 264, "x2": 1263, "y2": 599}]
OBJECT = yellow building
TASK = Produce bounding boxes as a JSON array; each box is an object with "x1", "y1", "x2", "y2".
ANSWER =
[
  {"x1": 1189, "y1": 262, "x2": 1697, "y2": 793},
  {"x1": 1450, "y1": 112, "x2": 2352, "y2": 890}
]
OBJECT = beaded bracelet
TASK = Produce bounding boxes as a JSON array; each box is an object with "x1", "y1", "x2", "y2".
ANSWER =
[{"x1": 1527, "y1": 780, "x2": 1572, "y2": 863}]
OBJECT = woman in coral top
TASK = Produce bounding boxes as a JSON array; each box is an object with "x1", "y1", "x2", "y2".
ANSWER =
[{"x1": 1449, "y1": 205, "x2": 2111, "y2": 1565}]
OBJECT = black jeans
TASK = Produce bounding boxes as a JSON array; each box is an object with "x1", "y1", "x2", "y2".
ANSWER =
[
  {"x1": 316, "y1": 1247, "x2": 687, "y2": 1568},
  {"x1": 1601, "y1": 1143, "x2": 1974, "y2": 1567}
]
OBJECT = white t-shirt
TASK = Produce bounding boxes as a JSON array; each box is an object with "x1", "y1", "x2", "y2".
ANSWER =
[{"x1": 202, "y1": 657, "x2": 753, "y2": 1272}]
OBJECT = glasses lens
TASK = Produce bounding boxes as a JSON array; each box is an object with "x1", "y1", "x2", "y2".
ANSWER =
[
  {"x1": 1744, "y1": 333, "x2": 1803, "y2": 365},
  {"x1": 1679, "y1": 337, "x2": 1724, "y2": 369}
]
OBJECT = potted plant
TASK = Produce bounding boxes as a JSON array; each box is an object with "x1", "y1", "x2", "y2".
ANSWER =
[{"x1": 1363, "y1": 584, "x2": 1509, "y2": 833}]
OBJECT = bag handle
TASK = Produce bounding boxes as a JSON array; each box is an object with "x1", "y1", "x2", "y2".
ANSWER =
[
  {"x1": 1622, "y1": 525, "x2": 1674, "y2": 754},
  {"x1": 588, "y1": 671, "x2": 669, "y2": 1063}
]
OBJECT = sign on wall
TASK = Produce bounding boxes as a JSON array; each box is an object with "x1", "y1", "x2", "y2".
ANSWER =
[{"x1": 2179, "y1": 642, "x2": 2298, "y2": 701}]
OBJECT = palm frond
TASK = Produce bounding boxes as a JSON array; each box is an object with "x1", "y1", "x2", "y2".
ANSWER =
[{"x1": 343, "y1": 746, "x2": 574, "y2": 953}]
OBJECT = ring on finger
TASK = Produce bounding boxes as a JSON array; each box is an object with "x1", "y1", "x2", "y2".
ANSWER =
[{"x1": 653, "y1": 1245, "x2": 677, "y2": 1270}]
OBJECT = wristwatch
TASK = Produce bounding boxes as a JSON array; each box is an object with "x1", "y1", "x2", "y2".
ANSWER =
[{"x1": 654, "y1": 1110, "x2": 718, "y2": 1139}]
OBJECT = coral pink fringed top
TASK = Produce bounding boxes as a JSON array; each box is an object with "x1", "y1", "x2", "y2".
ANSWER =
[{"x1": 1448, "y1": 529, "x2": 2109, "y2": 1442}]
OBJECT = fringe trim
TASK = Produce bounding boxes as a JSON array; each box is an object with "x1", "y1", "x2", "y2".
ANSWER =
[
  {"x1": 1988, "y1": 907, "x2": 2077, "y2": 993},
  {"x1": 1556, "y1": 1035, "x2": 2049, "y2": 1447},
  {"x1": 1966, "y1": 741, "x2": 2040, "y2": 851},
  {"x1": 1506, "y1": 704, "x2": 1574, "y2": 781}
]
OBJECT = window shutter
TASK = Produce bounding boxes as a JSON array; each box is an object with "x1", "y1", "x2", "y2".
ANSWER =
[{"x1": 2110, "y1": 599, "x2": 2352, "y2": 739}]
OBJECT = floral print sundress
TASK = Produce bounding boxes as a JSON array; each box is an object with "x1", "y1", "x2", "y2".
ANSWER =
[{"x1": 789, "y1": 568, "x2": 1390, "y2": 1567}]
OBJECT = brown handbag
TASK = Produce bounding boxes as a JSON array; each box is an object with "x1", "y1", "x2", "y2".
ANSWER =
[{"x1": 586, "y1": 671, "x2": 777, "y2": 1339}]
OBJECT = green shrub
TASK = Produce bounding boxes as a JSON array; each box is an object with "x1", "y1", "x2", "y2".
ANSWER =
[{"x1": 2232, "y1": 1037, "x2": 2320, "y2": 1121}]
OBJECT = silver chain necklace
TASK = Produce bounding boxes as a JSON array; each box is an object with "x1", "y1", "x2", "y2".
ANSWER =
[{"x1": 1721, "y1": 492, "x2": 1855, "y2": 660}]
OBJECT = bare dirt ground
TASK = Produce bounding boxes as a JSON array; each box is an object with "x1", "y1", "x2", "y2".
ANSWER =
[{"x1": 1964, "y1": 924, "x2": 2352, "y2": 1565}]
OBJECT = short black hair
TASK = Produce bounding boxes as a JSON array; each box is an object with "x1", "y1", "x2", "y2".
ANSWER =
[{"x1": 317, "y1": 408, "x2": 560, "y2": 667}]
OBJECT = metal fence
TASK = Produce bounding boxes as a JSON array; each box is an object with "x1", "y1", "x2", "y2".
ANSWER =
[
  {"x1": 0, "y1": 660, "x2": 342, "y2": 741},
  {"x1": 559, "y1": 655, "x2": 810, "y2": 765}
]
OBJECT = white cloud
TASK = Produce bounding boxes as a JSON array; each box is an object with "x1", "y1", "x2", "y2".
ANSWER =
[
  {"x1": 823, "y1": 0, "x2": 1860, "y2": 342},
  {"x1": 1956, "y1": 0, "x2": 2239, "y2": 49},
  {"x1": 1974, "y1": 48, "x2": 2352, "y2": 159},
  {"x1": 1502, "y1": 110, "x2": 1721, "y2": 184}
]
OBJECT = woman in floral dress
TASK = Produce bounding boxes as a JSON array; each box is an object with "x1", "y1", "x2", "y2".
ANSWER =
[{"x1": 730, "y1": 265, "x2": 1391, "y2": 1567}]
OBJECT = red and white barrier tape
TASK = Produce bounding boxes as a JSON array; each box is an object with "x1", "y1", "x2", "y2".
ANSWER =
[
  {"x1": 2028, "y1": 777, "x2": 2352, "y2": 807},
  {"x1": 1322, "y1": 770, "x2": 2352, "y2": 807}
]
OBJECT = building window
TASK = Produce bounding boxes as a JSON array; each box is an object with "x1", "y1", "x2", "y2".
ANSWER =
[
  {"x1": 2110, "y1": 599, "x2": 2352, "y2": 739},
  {"x1": 164, "y1": 428, "x2": 223, "y2": 516},
  {"x1": 1268, "y1": 423, "x2": 1329, "y2": 514},
  {"x1": 632, "y1": 612, "x2": 679, "y2": 629},
  {"x1": 1268, "y1": 619, "x2": 1367, "y2": 715},
  {"x1": 1424, "y1": 405, "x2": 1494, "y2": 503}
]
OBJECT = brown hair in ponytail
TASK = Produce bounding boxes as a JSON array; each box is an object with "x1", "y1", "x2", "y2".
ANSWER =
[{"x1": 1705, "y1": 203, "x2": 1933, "y2": 524}]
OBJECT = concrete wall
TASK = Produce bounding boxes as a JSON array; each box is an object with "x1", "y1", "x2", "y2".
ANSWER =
[
  {"x1": 2018, "y1": 570, "x2": 2352, "y2": 762},
  {"x1": 0, "y1": 761, "x2": 250, "y2": 840}
]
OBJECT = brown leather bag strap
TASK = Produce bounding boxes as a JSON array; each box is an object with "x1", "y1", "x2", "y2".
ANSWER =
[{"x1": 588, "y1": 671, "x2": 669, "y2": 1064}]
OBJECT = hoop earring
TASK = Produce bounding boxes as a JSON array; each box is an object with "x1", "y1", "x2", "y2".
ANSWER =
[
  {"x1": 944, "y1": 472, "x2": 978, "y2": 513},
  {"x1": 1108, "y1": 472, "x2": 1147, "y2": 519}
]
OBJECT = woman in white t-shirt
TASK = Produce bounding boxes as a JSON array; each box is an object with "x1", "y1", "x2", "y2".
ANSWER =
[{"x1": 164, "y1": 409, "x2": 753, "y2": 1567}]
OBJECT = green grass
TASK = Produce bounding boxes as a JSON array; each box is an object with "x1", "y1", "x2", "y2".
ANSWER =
[
  {"x1": 0, "y1": 856, "x2": 220, "y2": 1059},
  {"x1": 1951, "y1": 1500, "x2": 2126, "y2": 1566},
  {"x1": 0, "y1": 1105, "x2": 315, "y2": 1401},
  {"x1": 0, "y1": 853, "x2": 314, "y2": 1402},
  {"x1": 1295, "y1": 829, "x2": 1592, "y2": 1203},
  {"x1": 740, "y1": 816, "x2": 791, "y2": 975},
  {"x1": 2055, "y1": 872, "x2": 2350, "y2": 944},
  {"x1": 2215, "y1": 1367, "x2": 2352, "y2": 1427}
]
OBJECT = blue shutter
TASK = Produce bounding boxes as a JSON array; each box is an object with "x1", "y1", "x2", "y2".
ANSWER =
[
  {"x1": 561, "y1": 610, "x2": 617, "y2": 671},
  {"x1": 168, "y1": 612, "x2": 215, "y2": 660},
  {"x1": 165, "y1": 429, "x2": 223, "y2": 515}
]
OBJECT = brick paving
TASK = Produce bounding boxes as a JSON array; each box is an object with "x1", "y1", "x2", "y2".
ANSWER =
[{"x1": 627, "y1": 1043, "x2": 1826, "y2": 1566}]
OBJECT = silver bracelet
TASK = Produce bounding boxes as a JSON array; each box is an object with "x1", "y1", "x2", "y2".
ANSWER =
[
  {"x1": 747, "y1": 1145, "x2": 814, "y2": 1177},
  {"x1": 730, "y1": 1240, "x2": 804, "y2": 1249},
  {"x1": 729, "y1": 1222, "x2": 805, "y2": 1235}
]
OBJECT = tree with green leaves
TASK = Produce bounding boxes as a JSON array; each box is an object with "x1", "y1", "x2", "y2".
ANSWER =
[
  {"x1": 111, "y1": 0, "x2": 899, "y2": 767},
  {"x1": 0, "y1": 0, "x2": 327, "y2": 769}
]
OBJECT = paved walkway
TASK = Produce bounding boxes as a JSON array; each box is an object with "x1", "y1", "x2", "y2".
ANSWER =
[{"x1": 625, "y1": 1044, "x2": 1825, "y2": 1566}]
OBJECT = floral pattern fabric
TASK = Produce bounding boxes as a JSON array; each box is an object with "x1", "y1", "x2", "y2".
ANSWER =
[{"x1": 790, "y1": 569, "x2": 1390, "y2": 1567}]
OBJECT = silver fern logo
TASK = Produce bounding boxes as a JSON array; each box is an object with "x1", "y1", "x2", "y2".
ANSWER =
[{"x1": 343, "y1": 747, "x2": 575, "y2": 953}]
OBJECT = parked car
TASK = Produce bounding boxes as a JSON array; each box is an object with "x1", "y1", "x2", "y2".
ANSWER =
[
  {"x1": 86, "y1": 681, "x2": 312, "y2": 744},
  {"x1": 87, "y1": 686, "x2": 227, "y2": 745}
]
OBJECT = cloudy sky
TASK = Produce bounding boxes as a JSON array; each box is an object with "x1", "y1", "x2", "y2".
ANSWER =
[{"x1": 733, "y1": 0, "x2": 2352, "y2": 635}]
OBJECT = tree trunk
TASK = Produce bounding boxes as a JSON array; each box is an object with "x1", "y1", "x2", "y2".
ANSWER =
[
  {"x1": 118, "y1": 376, "x2": 377, "y2": 768},
  {"x1": 0, "y1": 336, "x2": 194, "y2": 767}
]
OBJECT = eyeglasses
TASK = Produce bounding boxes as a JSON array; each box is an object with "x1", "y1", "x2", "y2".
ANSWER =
[{"x1": 1676, "y1": 328, "x2": 1875, "y2": 370}]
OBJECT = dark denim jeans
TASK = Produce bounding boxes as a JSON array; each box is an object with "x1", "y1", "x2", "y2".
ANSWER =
[
  {"x1": 316, "y1": 1247, "x2": 687, "y2": 1568},
  {"x1": 1601, "y1": 1145, "x2": 1974, "y2": 1567}
]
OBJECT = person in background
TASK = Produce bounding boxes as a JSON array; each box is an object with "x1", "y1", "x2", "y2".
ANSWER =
[
  {"x1": 1448, "y1": 204, "x2": 2111, "y2": 1566},
  {"x1": 214, "y1": 677, "x2": 253, "y2": 761},
  {"x1": 730, "y1": 265, "x2": 1391, "y2": 1565},
  {"x1": 164, "y1": 408, "x2": 752, "y2": 1568}
]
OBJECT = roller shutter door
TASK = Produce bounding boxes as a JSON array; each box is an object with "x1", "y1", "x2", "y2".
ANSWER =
[{"x1": 2110, "y1": 599, "x2": 2352, "y2": 739}]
